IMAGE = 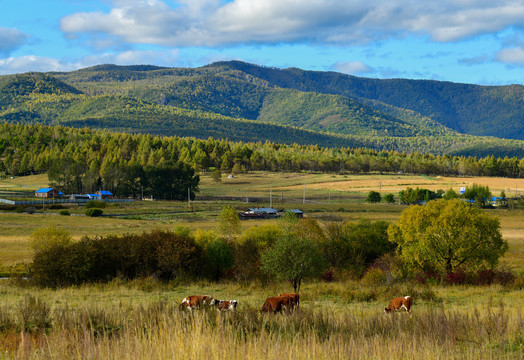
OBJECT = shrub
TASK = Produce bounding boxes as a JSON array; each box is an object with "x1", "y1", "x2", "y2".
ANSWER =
[
  {"x1": 445, "y1": 269, "x2": 471, "y2": 285},
  {"x1": 85, "y1": 208, "x2": 103, "y2": 217},
  {"x1": 86, "y1": 200, "x2": 106, "y2": 209},
  {"x1": 322, "y1": 269, "x2": 335, "y2": 282},
  {"x1": 59, "y1": 210, "x2": 70, "y2": 216},
  {"x1": 360, "y1": 268, "x2": 387, "y2": 287},
  {"x1": 30, "y1": 230, "x2": 206, "y2": 287},
  {"x1": 30, "y1": 225, "x2": 72, "y2": 252},
  {"x1": 204, "y1": 239, "x2": 234, "y2": 281},
  {"x1": 48, "y1": 204, "x2": 64, "y2": 210},
  {"x1": 383, "y1": 193, "x2": 395, "y2": 203},
  {"x1": 366, "y1": 191, "x2": 381, "y2": 203}
]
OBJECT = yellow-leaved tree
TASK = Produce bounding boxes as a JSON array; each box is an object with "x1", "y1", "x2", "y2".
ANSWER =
[{"x1": 388, "y1": 198, "x2": 508, "y2": 276}]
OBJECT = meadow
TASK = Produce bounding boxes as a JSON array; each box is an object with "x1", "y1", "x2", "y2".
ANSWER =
[{"x1": 0, "y1": 172, "x2": 523, "y2": 359}]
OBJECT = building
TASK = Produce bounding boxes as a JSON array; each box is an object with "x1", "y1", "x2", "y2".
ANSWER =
[
  {"x1": 35, "y1": 188, "x2": 60, "y2": 198},
  {"x1": 239, "y1": 207, "x2": 279, "y2": 220},
  {"x1": 97, "y1": 191, "x2": 113, "y2": 199}
]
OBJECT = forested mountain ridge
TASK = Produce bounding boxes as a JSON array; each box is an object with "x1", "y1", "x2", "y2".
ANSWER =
[
  {"x1": 207, "y1": 61, "x2": 524, "y2": 140},
  {"x1": 0, "y1": 62, "x2": 523, "y2": 158}
]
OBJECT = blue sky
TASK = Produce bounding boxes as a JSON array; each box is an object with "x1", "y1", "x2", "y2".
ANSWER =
[{"x1": 2, "y1": 0, "x2": 524, "y2": 85}]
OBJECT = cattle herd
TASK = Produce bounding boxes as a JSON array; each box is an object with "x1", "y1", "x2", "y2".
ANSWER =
[{"x1": 179, "y1": 293, "x2": 412, "y2": 314}]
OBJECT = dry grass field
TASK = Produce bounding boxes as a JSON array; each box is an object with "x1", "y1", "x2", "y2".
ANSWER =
[
  {"x1": 1, "y1": 172, "x2": 523, "y2": 274},
  {"x1": 0, "y1": 279, "x2": 522, "y2": 359},
  {"x1": 0, "y1": 173, "x2": 523, "y2": 359}
]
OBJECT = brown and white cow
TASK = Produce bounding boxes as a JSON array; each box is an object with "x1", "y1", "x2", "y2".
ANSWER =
[
  {"x1": 213, "y1": 300, "x2": 238, "y2": 312},
  {"x1": 179, "y1": 295, "x2": 214, "y2": 311},
  {"x1": 384, "y1": 296, "x2": 413, "y2": 314},
  {"x1": 261, "y1": 296, "x2": 292, "y2": 313},
  {"x1": 279, "y1": 293, "x2": 300, "y2": 310}
]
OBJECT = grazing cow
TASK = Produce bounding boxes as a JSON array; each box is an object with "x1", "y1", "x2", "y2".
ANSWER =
[
  {"x1": 384, "y1": 296, "x2": 413, "y2": 314},
  {"x1": 179, "y1": 295, "x2": 214, "y2": 311},
  {"x1": 279, "y1": 293, "x2": 300, "y2": 310},
  {"x1": 261, "y1": 296, "x2": 292, "y2": 313},
  {"x1": 213, "y1": 300, "x2": 238, "y2": 312}
]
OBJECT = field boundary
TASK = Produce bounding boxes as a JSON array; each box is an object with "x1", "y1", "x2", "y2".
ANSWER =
[{"x1": 0, "y1": 198, "x2": 134, "y2": 205}]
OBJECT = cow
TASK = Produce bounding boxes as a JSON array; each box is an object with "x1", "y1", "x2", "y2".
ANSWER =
[
  {"x1": 261, "y1": 296, "x2": 292, "y2": 313},
  {"x1": 384, "y1": 296, "x2": 413, "y2": 314},
  {"x1": 279, "y1": 293, "x2": 300, "y2": 310},
  {"x1": 213, "y1": 300, "x2": 238, "y2": 312},
  {"x1": 179, "y1": 295, "x2": 214, "y2": 311}
]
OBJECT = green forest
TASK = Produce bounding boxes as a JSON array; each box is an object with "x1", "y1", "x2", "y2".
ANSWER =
[
  {"x1": 1, "y1": 123, "x2": 523, "y2": 199},
  {"x1": 1, "y1": 63, "x2": 524, "y2": 158}
]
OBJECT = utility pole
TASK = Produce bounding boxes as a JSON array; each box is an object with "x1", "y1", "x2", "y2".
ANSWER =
[
  {"x1": 303, "y1": 183, "x2": 306, "y2": 204},
  {"x1": 188, "y1": 188, "x2": 191, "y2": 208},
  {"x1": 270, "y1": 188, "x2": 272, "y2": 208}
]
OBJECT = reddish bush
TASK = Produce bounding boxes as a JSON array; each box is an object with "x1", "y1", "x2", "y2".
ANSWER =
[
  {"x1": 322, "y1": 270, "x2": 335, "y2": 282},
  {"x1": 476, "y1": 269, "x2": 496, "y2": 285},
  {"x1": 445, "y1": 269, "x2": 470, "y2": 285}
]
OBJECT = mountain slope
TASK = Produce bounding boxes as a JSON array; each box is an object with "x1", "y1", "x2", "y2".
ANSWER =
[
  {"x1": 0, "y1": 63, "x2": 523, "y2": 158},
  {"x1": 208, "y1": 61, "x2": 524, "y2": 140}
]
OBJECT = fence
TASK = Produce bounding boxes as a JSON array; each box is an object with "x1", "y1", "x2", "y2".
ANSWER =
[{"x1": 0, "y1": 198, "x2": 134, "y2": 205}]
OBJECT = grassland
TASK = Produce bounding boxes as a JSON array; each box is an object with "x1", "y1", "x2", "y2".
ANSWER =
[
  {"x1": 0, "y1": 279, "x2": 522, "y2": 359},
  {"x1": 1, "y1": 172, "x2": 523, "y2": 274},
  {"x1": 0, "y1": 172, "x2": 523, "y2": 358}
]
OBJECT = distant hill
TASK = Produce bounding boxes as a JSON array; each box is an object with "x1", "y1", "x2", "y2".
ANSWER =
[{"x1": 0, "y1": 62, "x2": 522, "y2": 158}]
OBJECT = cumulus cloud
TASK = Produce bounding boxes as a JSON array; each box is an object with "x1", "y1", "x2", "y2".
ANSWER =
[
  {"x1": 0, "y1": 56, "x2": 76, "y2": 75},
  {"x1": 331, "y1": 61, "x2": 374, "y2": 75},
  {"x1": 0, "y1": 50, "x2": 180, "y2": 75},
  {"x1": 496, "y1": 47, "x2": 524, "y2": 64},
  {"x1": 0, "y1": 27, "x2": 29, "y2": 55},
  {"x1": 79, "y1": 49, "x2": 180, "y2": 67},
  {"x1": 59, "y1": 0, "x2": 524, "y2": 49}
]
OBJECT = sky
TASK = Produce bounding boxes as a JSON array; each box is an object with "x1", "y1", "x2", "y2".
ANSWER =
[{"x1": 3, "y1": 0, "x2": 524, "y2": 85}]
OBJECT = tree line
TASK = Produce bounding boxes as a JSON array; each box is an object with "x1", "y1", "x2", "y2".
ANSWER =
[
  {"x1": 30, "y1": 201, "x2": 510, "y2": 289},
  {"x1": 1, "y1": 123, "x2": 524, "y2": 198}
]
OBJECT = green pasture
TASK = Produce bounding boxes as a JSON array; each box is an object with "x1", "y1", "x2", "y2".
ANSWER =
[{"x1": 0, "y1": 172, "x2": 523, "y2": 276}]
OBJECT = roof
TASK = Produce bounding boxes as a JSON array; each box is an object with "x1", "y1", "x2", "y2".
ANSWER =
[
  {"x1": 98, "y1": 191, "x2": 113, "y2": 195},
  {"x1": 35, "y1": 188, "x2": 55, "y2": 193},
  {"x1": 247, "y1": 208, "x2": 278, "y2": 214},
  {"x1": 284, "y1": 209, "x2": 303, "y2": 214}
]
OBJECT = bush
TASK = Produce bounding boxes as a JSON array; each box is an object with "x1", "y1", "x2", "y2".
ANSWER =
[
  {"x1": 366, "y1": 191, "x2": 381, "y2": 203},
  {"x1": 86, "y1": 200, "x2": 106, "y2": 209},
  {"x1": 85, "y1": 208, "x2": 103, "y2": 217},
  {"x1": 59, "y1": 210, "x2": 70, "y2": 216},
  {"x1": 360, "y1": 268, "x2": 387, "y2": 287},
  {"x1": 48, "y1": 204, "x2": 64, "y2": 210},
  {"x1": 383, "y1": 193, "x2": 395, "y2": 203},
  {"x1": 30, "y1": 230, "x2": 205, "y2": 287}
]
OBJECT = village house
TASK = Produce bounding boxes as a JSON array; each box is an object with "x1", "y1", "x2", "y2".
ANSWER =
[{"x1": 35, "y1": 188, "x2": 61, "y2": 199}]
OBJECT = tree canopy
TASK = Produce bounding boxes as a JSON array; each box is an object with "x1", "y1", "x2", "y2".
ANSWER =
[{"x1": 388, "y1": 199, "x2": 508, "y2": 275}]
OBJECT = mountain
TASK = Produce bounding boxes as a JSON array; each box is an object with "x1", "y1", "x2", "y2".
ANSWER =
[
  {"x1": 0, "y1": 61, "x2": 522, "y2": 158},
  {"x1": 205, "y1": 61, "x2": 524, "y2": 140}
]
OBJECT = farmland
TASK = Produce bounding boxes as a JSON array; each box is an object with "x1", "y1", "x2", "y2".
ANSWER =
[{"x1": 0, "y1": 172, "x2": 523, "y2": 359}]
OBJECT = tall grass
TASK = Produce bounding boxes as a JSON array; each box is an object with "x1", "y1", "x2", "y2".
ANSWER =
[{"x1": 0, "y1": 281, "x2": 522, "y2": 359}]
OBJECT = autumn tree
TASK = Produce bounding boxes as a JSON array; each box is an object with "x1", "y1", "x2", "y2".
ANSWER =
[
  {"x1": 388, "y1": 199, "x2": 507, "y2": 276},
  {"x1": 217, "y1": 206, "x2": 241, "y2": 241}
]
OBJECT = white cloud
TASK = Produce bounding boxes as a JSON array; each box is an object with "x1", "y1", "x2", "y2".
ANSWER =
[
  {"x1": 0, "y1": 27, "x2": 29, "y2": 55},
  {"x1": 332, "y1": 61, "x2": 373, "y2": 75},
  {"x1": 59, "y1": 0, "x2": 524, "y2": 49},
  {"x1": 80, "y1": 49, "x2": 180, "y2": 67},
  {"x1": 496, "y1": 47, "x2": 524, "y2": 64},
  {"x1": 0, "y1": 56, "x2": 77, "y2": 75},
  {"x1": 0, "y1": 50, "x2": 180, "y2": 75}
]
